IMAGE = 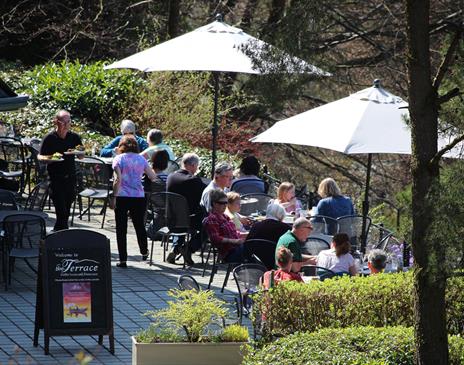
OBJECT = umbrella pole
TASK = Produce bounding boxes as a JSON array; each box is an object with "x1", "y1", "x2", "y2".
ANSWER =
[
  {"x1": 211, "y1": 72, "x2": 220, "y2": 178},
  {"x1": 361, "y1": 153, "x2": 372, "y2": 254}
]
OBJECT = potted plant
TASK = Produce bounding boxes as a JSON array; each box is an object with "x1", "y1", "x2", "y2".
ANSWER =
[{"x1": 132, "y1": 289, "x2": 249, "y2": 365}]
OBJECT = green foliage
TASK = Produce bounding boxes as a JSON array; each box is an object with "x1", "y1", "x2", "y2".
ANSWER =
[
  {"x1": 142, "y1": 289, "x2": 248, "y2": 343},
  {"x1": 252, "y1": 273, "x2": 464, "y2": 339},
  {"x1": 243, "y1": 326, "x2": 464, "y2": 365},
  {"x1": 218, "y1": 324, "x2": 249, "y2": 343}
]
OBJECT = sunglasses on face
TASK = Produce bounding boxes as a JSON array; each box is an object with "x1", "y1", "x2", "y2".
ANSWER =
[{"x1": 215, "y1": 200, "x2": 228, "y2": 205}]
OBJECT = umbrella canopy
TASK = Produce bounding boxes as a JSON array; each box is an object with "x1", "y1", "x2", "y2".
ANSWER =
[
  {"x1": 105, "y1": 19, "x2": 328, "y2": 75},
  {"x1": 105, "y1": 16, "x2": 329, "y2": 175},
  {"x1": 251, "y1": 80, "x2": 410, "y2": 154}
]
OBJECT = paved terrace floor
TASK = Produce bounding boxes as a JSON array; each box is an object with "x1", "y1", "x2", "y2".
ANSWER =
[{"x1": 0, "y1": 205, "x2": 243, "y2": 365}]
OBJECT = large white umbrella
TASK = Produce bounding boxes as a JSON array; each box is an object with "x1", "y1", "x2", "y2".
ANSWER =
[
  {"x1": 252, "y1": 79, "x2": 463, "y2": 250},
  {"x1": 105, "y1": 15, "x2": 329, "y2": 174}
]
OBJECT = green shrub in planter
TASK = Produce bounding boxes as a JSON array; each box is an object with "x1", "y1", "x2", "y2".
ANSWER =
[
  {"x1": 136, "y1": 289, "x2": 248, "y2": 343},
  {"x1": 243, "y1": 326, "x2": 464, "y2": 365},
  {"x1": 252, "y1": 272, "x2": 464, "y2": 338}
]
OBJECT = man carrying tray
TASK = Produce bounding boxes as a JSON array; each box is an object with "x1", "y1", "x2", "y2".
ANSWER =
[{"x1": 39, "y1": 110, "x2": 83, "y2": 231}]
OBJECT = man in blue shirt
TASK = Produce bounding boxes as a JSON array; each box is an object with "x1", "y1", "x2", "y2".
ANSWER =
[{"x1": 99, "y1": 119, "x2": 148, "y2": 157}]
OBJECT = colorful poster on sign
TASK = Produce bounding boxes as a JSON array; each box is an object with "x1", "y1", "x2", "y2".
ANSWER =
[{"x1": 63, "y1": 282, "x2": 92, "y2": 323}]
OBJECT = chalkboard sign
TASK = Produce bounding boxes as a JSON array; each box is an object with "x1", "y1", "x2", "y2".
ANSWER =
[{"x1": 34, "y1": 229, "x2": 114, "y2": 355}]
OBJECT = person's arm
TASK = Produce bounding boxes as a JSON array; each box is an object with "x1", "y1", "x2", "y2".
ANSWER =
[
  {"x1": 140, "y1": 147, "x2": 150, "y2": 159},
  {"x1": 144, "y1": 164, "x2": 157, "y2": 181},
  {"x1": 349, "y1": 264, "x2": 358, "y2": 276},
  {"x1": 113, "y1": 166, "x2": 122, "y2": 196},
  {"x1": 302, "y1": 254, "x2": 317, "y2": 266},
  {"x1": 100, "y1": 137, "x2": 120, "y2": 157},
  {"x1": 205, "y1": 218, "x2": 243, "y2": 245},
  {"x1": 291, "y1": 260, "x2": 304, "y2": 273}
]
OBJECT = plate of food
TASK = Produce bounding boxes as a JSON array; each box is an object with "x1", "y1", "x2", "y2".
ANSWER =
[
  {"x1": 64, "y1": 145, "x2": 86, "y2": 155},
  {"x1": 40, "y1": 152, "x2": 64, "y2": 162}
]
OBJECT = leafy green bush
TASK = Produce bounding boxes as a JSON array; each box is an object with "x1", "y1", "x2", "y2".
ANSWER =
[
  {"x1": 243, "y1": 326, "x2": 464, "y2": 365},
  {"x1": 137, "y1": 289, "x2": 248, "y2": 343},
  {"x1": 5, "y1": 60, "x2": 143, "y2": 135},
  {"x1": 252, "y1": 272, "x2": 464, "y2": 338}
]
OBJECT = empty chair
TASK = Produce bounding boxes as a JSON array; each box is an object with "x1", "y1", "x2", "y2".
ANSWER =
[
  {"x1": 301, "y1": 237, "x2": 330, "y2": 256},
  {"x1": 2, "y1": 214, "x2": 46, "y2": 290},
  {"x1": 232, "y1": 263, "x2": 267, "y2": 323},
  {"x1": 164, "y1": 159, "x2": 180, "y2": 174},
  {"x1": 24, "y1": 181, "x2": 49, "y2": 211},
  {"x1": 243, "y1": 239, "x2": 277, "y2": 270},
  {"x1": 177, "y1": 274, "x2": 200, "y2": 291},
  {"x1": 337, "y1": 215, "x2": 371, "y2": 252},
  {"x1": 367, "y1": 223, "x2": 394, "y2": 252},
  {"x1": 72, "y1": 157, "x2": 112, "y2": 228},
  {"x1": 0, "y1": 189, "x2": 18, "y2": 210},
  {"x1": 309, "y1": 215, "x2": 339, "y2": 235},
  {"x1": 147, "y1": 192, "x2": 192, "y2": 265},
  {"x1": 239, "y1": 193, "x2": 273, "y2": 216},
  {"x1": 0, "y1": 137, "x2": 27, "y2": 194}
]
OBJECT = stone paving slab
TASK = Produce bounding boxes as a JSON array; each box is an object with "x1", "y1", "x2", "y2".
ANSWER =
[{"x1": 0, "y1": 206, "x2": 242, "y2": 364}]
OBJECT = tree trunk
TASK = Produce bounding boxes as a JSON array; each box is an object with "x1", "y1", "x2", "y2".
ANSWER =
[
  {"x1": 167, "y1": 0, "x2": 181, "y2": 38},
  {"x1": 406, "y1": 0, "x2": 448, "y2": 364}
]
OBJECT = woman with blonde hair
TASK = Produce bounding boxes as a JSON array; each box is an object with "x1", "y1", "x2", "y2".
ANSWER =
[
  {"x1": 225, "y1": 191, "x2": 250, "y2": 232},
  {"x1": 272, "y1": 182, "x2": 302, "y2": 216},
  {"x1": 314, "y1": 178, "x2": 354, "y2": 219}
]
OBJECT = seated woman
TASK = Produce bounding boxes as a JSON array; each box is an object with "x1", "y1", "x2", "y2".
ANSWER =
[
  {"x1": 231, "y1": 155, "x2": 267, "y2": 194},
  {"x1": 367, "y1": 249, "x2": 388, "y2": 274},
  {"x1": 261, "y1": 247, "x2": 303, "y2": 289},
  {"x1": 271, "y1": 182, "x2": 303, "y2": 216},
  {"x1": 225, "y1": 191, "x2": 250, "y2": 232},
  {"x1": 246, "y1": 203, "x2": 289, "y2": 243},
  {"x1": 314, "y1": 178, "x2": 354, "y2": 219},
  {"x1": 316, "y1": 233, "x2": 357, "y2": 277},
  {"x1": 203, "y1": 189, "x2": 246, "y2": 263}
]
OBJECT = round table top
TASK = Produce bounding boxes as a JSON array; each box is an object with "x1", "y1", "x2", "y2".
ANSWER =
[{"x1": 0, "y1": 210, "x2": 48, "y2": 222}]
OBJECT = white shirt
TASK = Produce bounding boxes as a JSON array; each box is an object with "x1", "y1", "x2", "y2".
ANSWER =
[
  {"x1": 200, "y1": 181, "x2": 230, "y2": 212},
  {"x1": 317, "y1": 248, "x2": 354, "y2": 274}
]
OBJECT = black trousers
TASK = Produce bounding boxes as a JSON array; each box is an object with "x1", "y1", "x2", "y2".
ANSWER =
[
  {"x1": 50, "y1": 175, "x2": 76, "y2": 231},
  {"x1": 115, "y1": 196, "x2": 147, "y2": 262}
]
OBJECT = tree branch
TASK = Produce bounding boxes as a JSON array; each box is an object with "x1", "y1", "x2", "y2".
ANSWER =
[
  {"x1": 432, "y1": 29, "x2": 462, "y2": 90},
  {"x1": 438, "y1": 88, "x2": 462, "y2": 105},
  {"x1": 430, "y1": 134, "x2": 464, "y2": 168}
]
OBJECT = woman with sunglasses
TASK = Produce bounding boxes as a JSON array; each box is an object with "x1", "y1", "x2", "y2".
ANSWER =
[{"x1": 203, "y1": 189, "x2": 247, "y2": 263}]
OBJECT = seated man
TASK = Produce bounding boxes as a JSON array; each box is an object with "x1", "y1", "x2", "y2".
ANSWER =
[
  {"x1": 201, "y1": 162, "x2": 234, "y2": 212},
  {"x1": 231, "y1": 155, "x2": 267, "y2": 195},
  {"x1": 367, "y1": 249, "x2": 388, "y2": 274},
  {"x1": 100, "y1": 119, "x2": 148, "y2": 157},
  {"x1": 166, "y1": 153, "x2": 206, "y2": 265},
  {"x1": 261, "y1": 247, "x2": 303, "y2": 289},
  {"x1": 203, "y1": 189, "x2": 246, "y2": 263},
  {"x1": 140, "y1": 128, "x2": 176, "y2": 161},
  {"x1": 275, "y1": 217, "x2": 316, "y2": 272}
]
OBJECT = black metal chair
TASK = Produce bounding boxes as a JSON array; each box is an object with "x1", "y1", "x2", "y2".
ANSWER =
[
  {"x1": 177, "y1": 274, "x2": 200, "y2": 291},
  {"x1": 243, "y1": 239, "x2": 277, "y2": 270},
  {"x1": 337, "y1": 215, "x2": 372, "y2": 253},
  {"x1": 301, "y1": 237, "x2": 330, "y2": 256},
  {"x1": 232, "y1": 263, "x2": 267, "y2": 324},
  {"x1": 0, "y1": 137, "x2": 27, "y2": 195},
  {"x1": 309, "y1": 215, "x2": 339, "y2": 235},
  {"x1": 164, "y1": 160, "x2": 180, "y2": 174},
  {"x1": 24, "y1": 181, "x2": 49, "y2": 211},
  {"x1": 239, "y1": 193, "x2": 273, "y2": 216},
  {"x1": 147, "y1": 192, "x2": 192, "y2": 266},
  {"x1": 367, "y1": 223, "x2": 394, "y2": 252},
  {"x1": 2, "y1": 214, "x2": 46, "y2": 290},
  {"x1": 72, "y1": 157, "x2": 112, "y2": 228},
  {"x1": 0, "y1": 189, "x2": 18, "y2": 210},
  {"x1": 300, "y1": 265, "x2": 336, "y2": 281},
  {"x1": 231, "y1": 177, "x2": 266, "y2": 195}
]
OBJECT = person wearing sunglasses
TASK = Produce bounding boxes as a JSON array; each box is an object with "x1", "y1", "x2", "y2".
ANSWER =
[{"x1": 203, "y1": 189, "x2": 247, "y2": 263}]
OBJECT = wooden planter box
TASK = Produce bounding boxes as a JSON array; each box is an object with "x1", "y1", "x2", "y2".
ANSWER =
[{"x1": 132, "y1": 336, "x2": 246, "y2": 365}]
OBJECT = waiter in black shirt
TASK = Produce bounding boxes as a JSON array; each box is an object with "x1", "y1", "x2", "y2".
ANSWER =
[{"x1": 39, "y1": 110, "x2": 82, "y2": 231}]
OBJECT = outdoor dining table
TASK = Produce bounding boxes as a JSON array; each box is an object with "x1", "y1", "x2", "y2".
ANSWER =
[{"x1": 0, "y1": 210, "x2": 48, "y2": 223}]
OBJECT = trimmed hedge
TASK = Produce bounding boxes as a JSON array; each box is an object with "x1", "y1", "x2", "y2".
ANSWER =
[
  {"x1": 243, "y1": 326, "x2": 464, "y2": 365},
  {"x1": 253, "y1": 272, "x2": 464, "y2": 338}
]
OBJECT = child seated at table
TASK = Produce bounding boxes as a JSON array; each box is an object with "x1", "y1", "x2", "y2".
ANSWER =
[{"x1": 261, "y1": 247, "x2": 303, "y2": 289}]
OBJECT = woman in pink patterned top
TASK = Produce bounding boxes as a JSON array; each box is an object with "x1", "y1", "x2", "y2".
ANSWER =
[
  {"x1": 203, "y1": 189, "x2": 247, "y2": 263},
  {"x1": 113, "y1": 135, "x2": 157, "y2": 268}
]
